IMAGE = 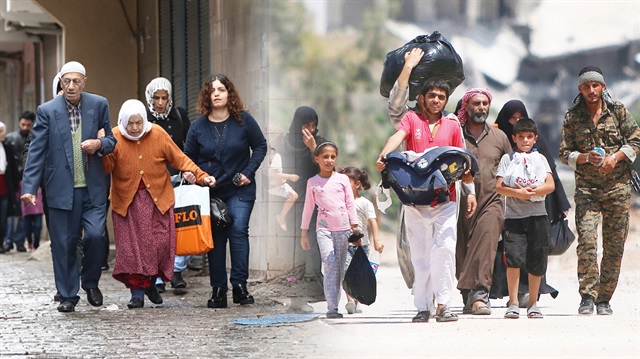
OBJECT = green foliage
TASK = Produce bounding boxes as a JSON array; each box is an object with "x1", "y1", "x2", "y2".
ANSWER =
[{"x1": 267, "y1": 0, "x2": 404, "y2": 224}]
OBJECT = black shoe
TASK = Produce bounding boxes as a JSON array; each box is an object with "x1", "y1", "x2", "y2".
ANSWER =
[
  {"x1": 144, "y1": 284, "x2": 163, "y2": 304},
  {"x1": 326, "y1": 310, "x2": 343, "y2": 319},
  {"x1": 127, "y1": 297, "x2": 144, "y2": 309},
  {"x1": 412, "y1": 311, "x2": 430, "y2": 323},
  {"x1": 232, "y1": 283, "x2": 254, "y2": 305},
  {"x1": 16, "y1": 244, "x2": 27, "y2": 252},
  {"x1": 578, "y1": 295, "x2": 594, "y2": 315},
  {"x1": 0, "y1": 246, "x2": 4, "y2": 254},
  {"x1": 57, "y1": 301, "x2": 76, "y2": 312},
  {"x1": 596, "y1": 301, "x2": 613, "y2": 315},
  {"x1": 3, "y1": 243, "x2": 12, "y2": 252},
  {"x1": 84, "y1": 287, "x2": 103, "y2": 307},
  {"x1": 156, "y1": 283, "x2": 166, "y2": 293},
  {"x1": 207, "y1": 287, "x2": 227, "y2": 308},
  {"x1": 53, "y1": 292, "x2": 62, "y2": 302},
  {"x1": 171, "y1": 271, "x2": 187, "y2": 295}
]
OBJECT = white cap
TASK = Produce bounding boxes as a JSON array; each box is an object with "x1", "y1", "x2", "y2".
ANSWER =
[{"x1": 59, "y1": 61, "x2": 86, "y2": 77}]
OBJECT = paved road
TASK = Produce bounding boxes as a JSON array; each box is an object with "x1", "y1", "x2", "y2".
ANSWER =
[{"x1": 1, "y1": 208, "x2": 639, "y2": 358}]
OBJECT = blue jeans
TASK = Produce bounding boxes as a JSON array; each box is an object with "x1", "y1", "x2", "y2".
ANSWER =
[
  {"x1": 207, "y1": 194, "x2": 255, "y2": 289},
  {"x1": 5, "y1": 216, "x2": 25, "y2": 246}
]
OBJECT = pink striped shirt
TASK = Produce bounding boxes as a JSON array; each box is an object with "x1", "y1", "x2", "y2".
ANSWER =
[{"x1": 301, "y1": 172, "x2": 358, "y2": 231}]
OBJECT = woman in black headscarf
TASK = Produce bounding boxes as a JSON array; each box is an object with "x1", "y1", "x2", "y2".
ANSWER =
[
  {"x1": 282, "y1": 106, "x2": 328, "y2": 287},
  {"x1": 284, "y1": 106, "x2": 327, "y2": 195},
  {"x1": 491, "y1": 99, "x2": 570, "y2": 305}
]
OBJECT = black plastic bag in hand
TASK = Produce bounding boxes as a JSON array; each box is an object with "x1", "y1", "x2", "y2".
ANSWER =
[
  {"x1": 380, "y1": 31, "x2": 465, "y2": 99},
  {"x1": 548, "y1": 216, "x2": 575, "y2": 256},
  {"x1": 342, "y1": 246, "x2": 377, "y2": 305},
  {"x1": 348, "y1": 232, "x2": 364, "y2": 243}
]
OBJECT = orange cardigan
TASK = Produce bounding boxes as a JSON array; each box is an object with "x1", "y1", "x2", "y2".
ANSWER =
[{"x1": 103, "y1": 125, "x2": 210, "y2": 216}]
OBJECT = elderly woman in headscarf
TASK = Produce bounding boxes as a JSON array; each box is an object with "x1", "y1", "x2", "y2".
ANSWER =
[
  {"x1": 102, "y1": 99, "x2": 215, "y2": 309},
  {"x1": 490, "y1": 99, "x2": 570, "y2": 306}
]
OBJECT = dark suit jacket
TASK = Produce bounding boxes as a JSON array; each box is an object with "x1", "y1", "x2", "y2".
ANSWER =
[{"x1": 22, "y1": 93, "x2": 116, "y2": 210}]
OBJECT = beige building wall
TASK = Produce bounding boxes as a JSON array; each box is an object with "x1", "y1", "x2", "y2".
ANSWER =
[
  {"x1": 34, "y1": 0, "x2": 139, "y2": 124},
  {"x1": 210, "y1": 0, "x2": 304, "y2": 280}
]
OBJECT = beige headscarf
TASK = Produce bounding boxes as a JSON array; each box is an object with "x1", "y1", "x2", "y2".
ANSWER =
[{"x1": 118, "y1": 100, "x2": 153, "y2": 141}]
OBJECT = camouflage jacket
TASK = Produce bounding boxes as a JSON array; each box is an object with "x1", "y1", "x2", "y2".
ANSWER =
[{"x1": 559, "y1": 101, "x2": 640, "y2": 189}]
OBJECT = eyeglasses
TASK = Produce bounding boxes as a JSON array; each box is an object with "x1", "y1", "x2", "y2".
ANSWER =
[{"x1": 61, "y1": 77, "x2": 84, "y2": 85}]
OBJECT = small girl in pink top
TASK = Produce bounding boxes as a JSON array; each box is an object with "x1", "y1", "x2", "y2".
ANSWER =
[
  {"x1": 20, "y1": 182, "x2": 44, "y2": 250},
  {"x1": 301, "y1": 142, "x2": 360, "y2": 319}
]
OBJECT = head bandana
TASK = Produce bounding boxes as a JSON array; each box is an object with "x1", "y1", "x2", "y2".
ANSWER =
[
  {"x1": 456, "y1": 87, "x2": 493, "y2": 126},
  {"x1": 59, "y1": 61, "x2": 86, "y2": 78},
  {"x1": 145, "y1": 77, "x2": 173, "y2": 120},
  {"x1": 572, "y1": 66, "x2": 613, "y2": 107},
  {"x1": 118, "y1": 99, "x2": 153, "y2": 141}
]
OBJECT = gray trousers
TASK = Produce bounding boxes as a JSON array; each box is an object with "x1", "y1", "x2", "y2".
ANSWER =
[{"x1": 316, "y1": 229, "x2": 349, "y2": 311}]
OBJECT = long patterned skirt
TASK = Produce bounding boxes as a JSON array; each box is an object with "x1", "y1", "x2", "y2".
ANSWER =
[{"x1": 112, "y1": 188, "x2": 175, "y2": 288}]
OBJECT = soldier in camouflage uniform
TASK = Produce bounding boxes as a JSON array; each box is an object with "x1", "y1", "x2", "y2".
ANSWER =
[{"x1": 559, "y1": 66, "x2": 640, "y2": 315}]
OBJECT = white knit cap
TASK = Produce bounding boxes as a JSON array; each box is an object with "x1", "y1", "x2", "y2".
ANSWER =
[{"x1": 59, "y1": 61, "x2": 86, "y2": 77}]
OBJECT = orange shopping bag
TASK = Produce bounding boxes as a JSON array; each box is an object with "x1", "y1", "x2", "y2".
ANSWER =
[{"x1": 174, "y1": 183, "x2": 213, "y2": 255}]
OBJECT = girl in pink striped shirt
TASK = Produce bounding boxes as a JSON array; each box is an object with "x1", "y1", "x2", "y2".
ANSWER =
[{"x1": 301, "y1": 142, "x2": 360, "y2": 318}]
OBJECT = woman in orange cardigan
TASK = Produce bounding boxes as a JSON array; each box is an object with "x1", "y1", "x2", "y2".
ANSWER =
[{"x1": 103, "y1": 99, "x2": 215, "y2": 309}]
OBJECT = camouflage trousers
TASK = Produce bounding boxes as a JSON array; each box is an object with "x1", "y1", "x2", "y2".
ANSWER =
[{"x1": 574, "y1": 184, "x2": 631, "y2": 302}]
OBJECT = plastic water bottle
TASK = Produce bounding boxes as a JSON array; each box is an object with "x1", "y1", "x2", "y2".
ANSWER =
[
  {"x1": 594, "y1": 147, "x2": 605, "y2": 166},
  {"x1": 369, "y1": 250, "x2": 381, "y2": 275}
]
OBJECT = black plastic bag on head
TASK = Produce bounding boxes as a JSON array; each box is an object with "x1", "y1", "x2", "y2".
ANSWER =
[
  {"x1": 380, "y1": 31, "x2": 465, "y2": 99},
  {"x1": 342, "y1": 246, "x2": 376, "y2": 305}
]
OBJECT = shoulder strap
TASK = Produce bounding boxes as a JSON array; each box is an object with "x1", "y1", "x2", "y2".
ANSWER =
[
  {"x1": 174, "y1": 107, "x2": 183, "y2": 123},
  {"x1": 608, "y1": 106, "x2": 629, "y2": 146}
]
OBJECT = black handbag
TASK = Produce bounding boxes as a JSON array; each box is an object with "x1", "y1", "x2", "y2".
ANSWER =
[
  {"x1": 548, "y1": 216, "x2": 575, "y2": 256},
  {"x1": 210, "y1": 197, "x2": 233, "y2": 230}
]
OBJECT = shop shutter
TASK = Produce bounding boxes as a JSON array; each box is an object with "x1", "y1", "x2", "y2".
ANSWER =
[{"x1": 159, "y1": 0, "x2": 210, "y2": 120}]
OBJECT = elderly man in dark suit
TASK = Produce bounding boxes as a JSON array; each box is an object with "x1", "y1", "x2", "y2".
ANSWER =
[{"x1": 21, "y1": 61, "x2": 116, "y2": 312}]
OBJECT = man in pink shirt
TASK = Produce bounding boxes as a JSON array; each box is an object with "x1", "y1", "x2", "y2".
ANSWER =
[{"x1": 377, "y1": 79, "x2": 477, "y2": 323}]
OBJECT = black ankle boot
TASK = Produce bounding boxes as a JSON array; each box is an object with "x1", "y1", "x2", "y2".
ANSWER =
[
  {"x1": 232, "y1": 283, "x2": 254, "y2": 305},
  {"x1": 144, "y1": 282, "x2": 163, "y2": 304},
  {"x1": 207, "y1": 287, "x2": 227, "y2": 308}
]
